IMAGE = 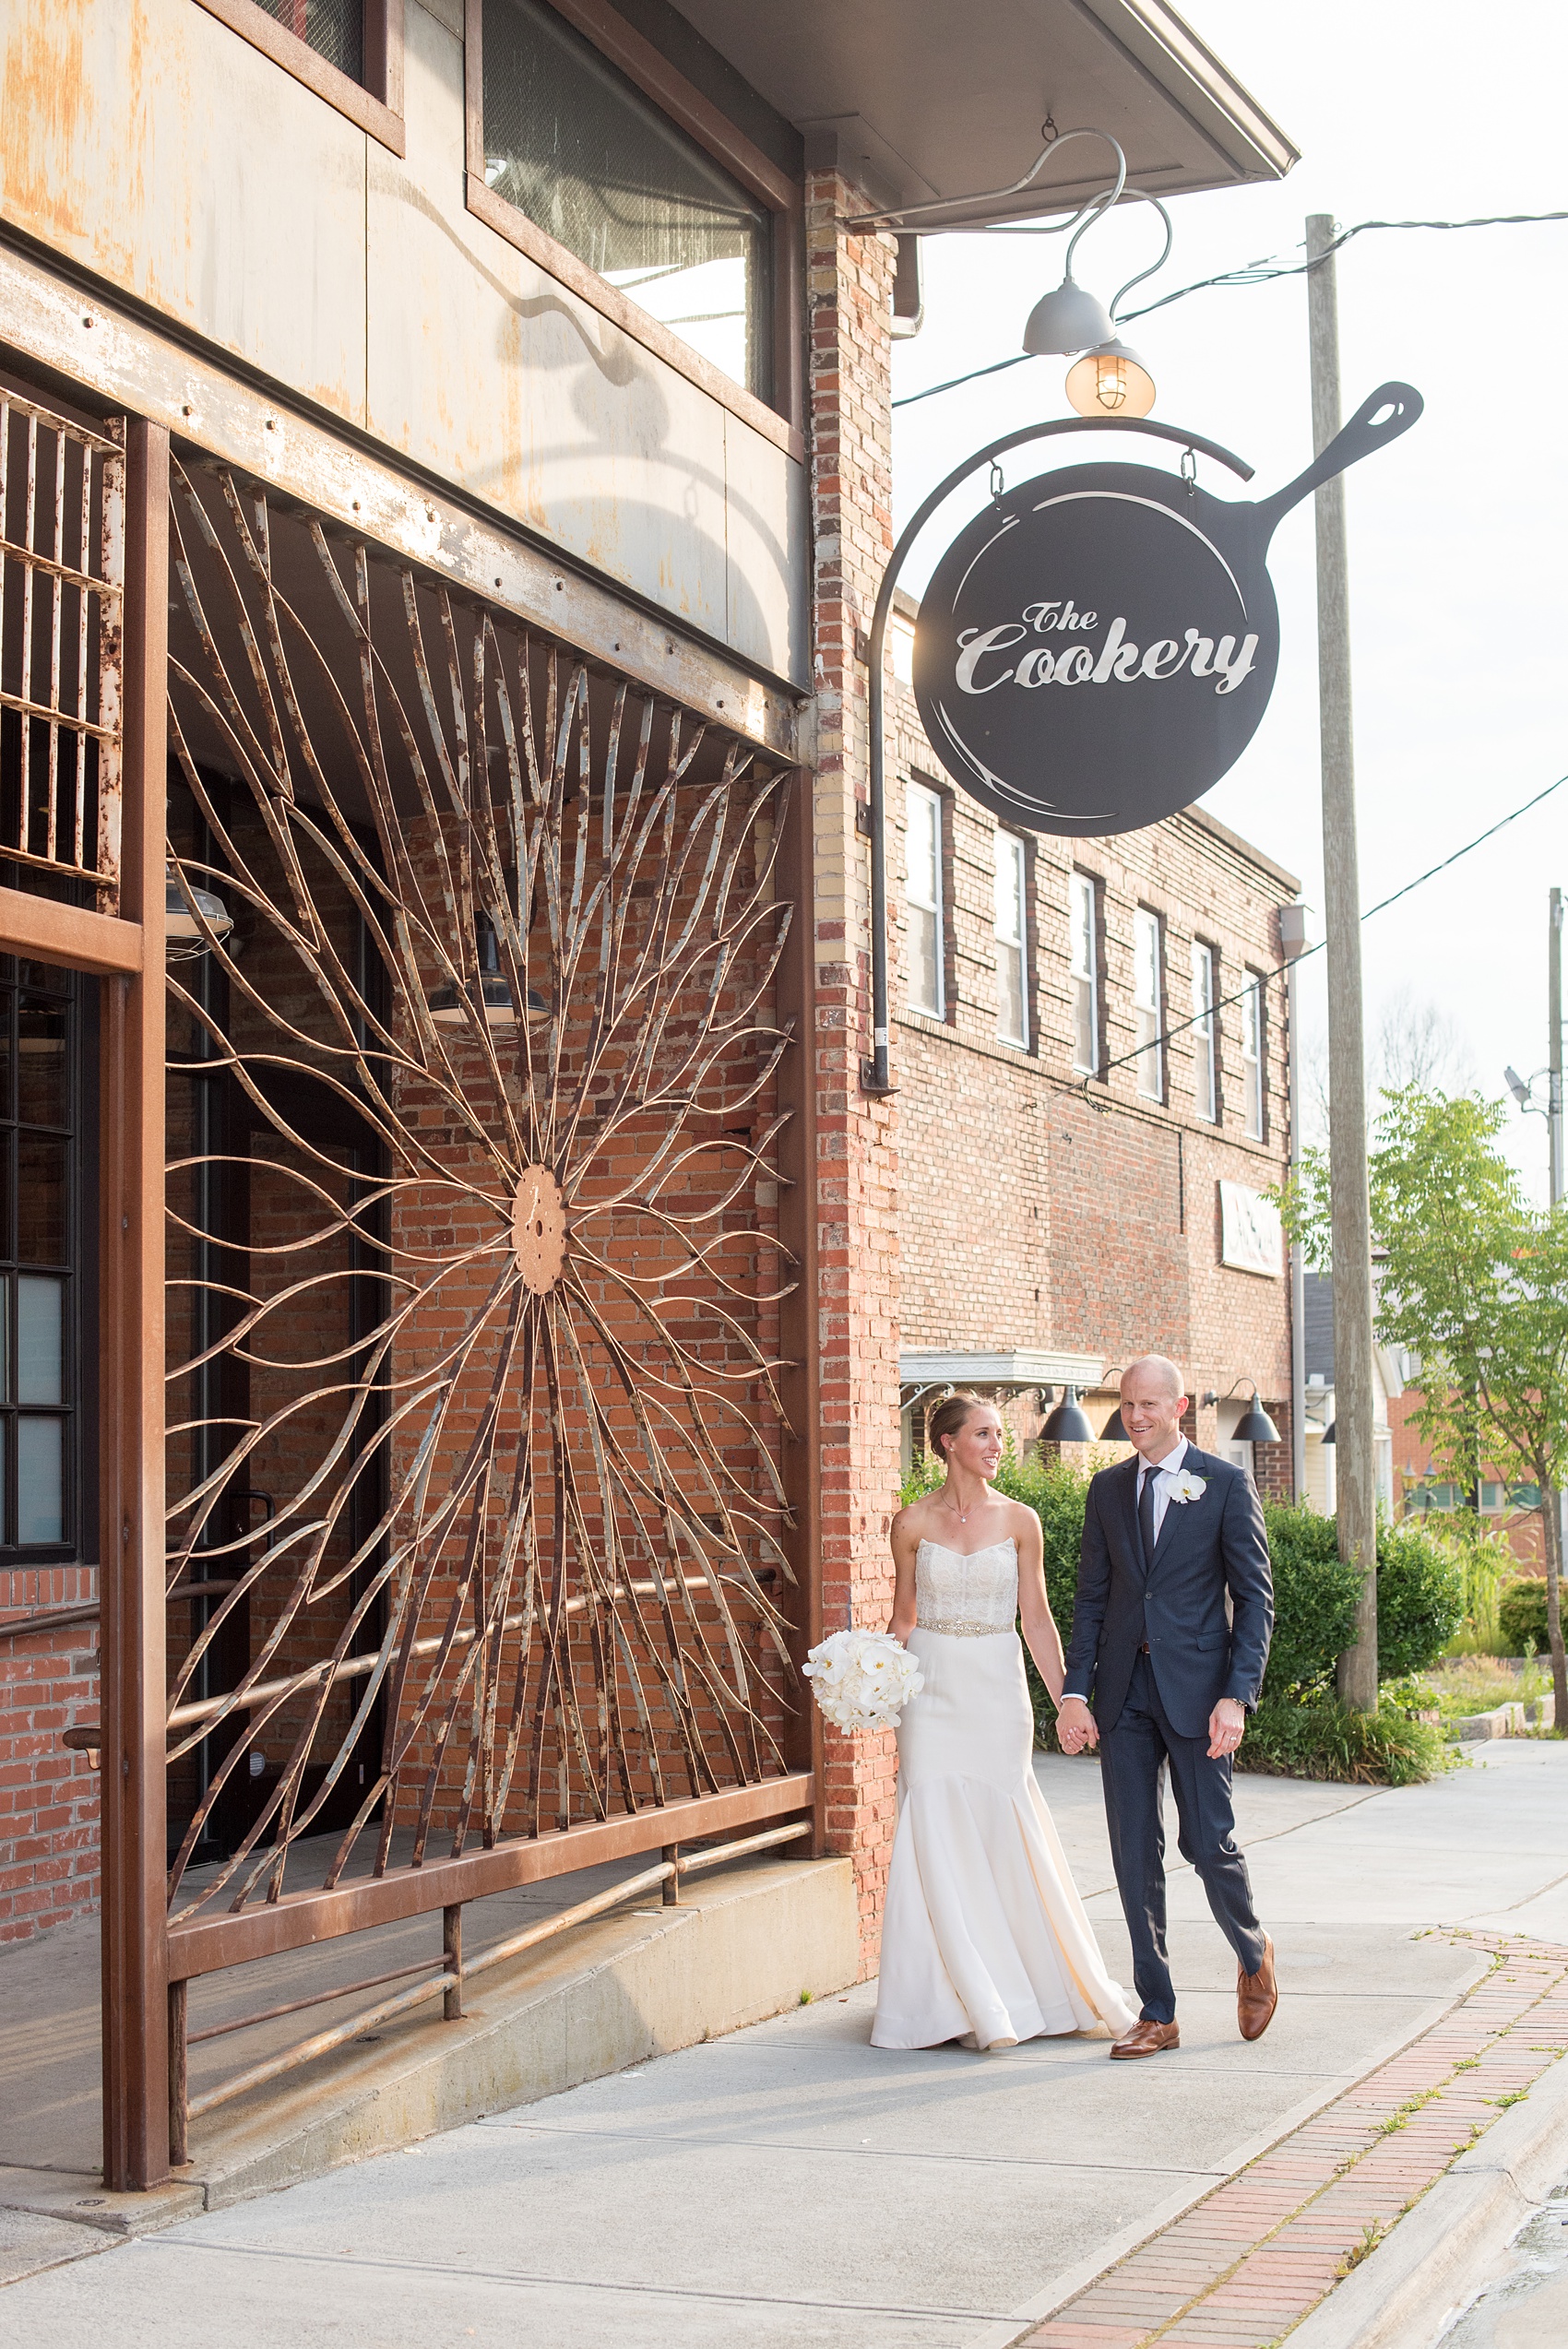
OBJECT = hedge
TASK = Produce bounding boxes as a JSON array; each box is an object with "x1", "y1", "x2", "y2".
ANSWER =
[{"x1": 905, "y1": 1450, "x2": 1466, "y2": 1706}]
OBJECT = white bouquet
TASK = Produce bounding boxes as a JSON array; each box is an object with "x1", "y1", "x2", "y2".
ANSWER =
[{"x1": 803, "y1": 1628, "x2": 924, "y2": 1732}]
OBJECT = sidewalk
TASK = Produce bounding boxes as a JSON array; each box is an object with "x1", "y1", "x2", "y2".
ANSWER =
[{"x1": 3, "y1": 1742, "x2": 1566, "y2": 2345}]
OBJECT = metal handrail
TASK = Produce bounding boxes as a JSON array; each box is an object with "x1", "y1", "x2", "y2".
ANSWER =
[{"x1": 173, "y1": 1818, "x2": 813, "y2": 2150}]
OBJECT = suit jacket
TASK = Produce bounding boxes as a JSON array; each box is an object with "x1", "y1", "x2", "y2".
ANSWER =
[{"x1": 1062, "y1": 1447, "x2": 1274, "y2": 1740}]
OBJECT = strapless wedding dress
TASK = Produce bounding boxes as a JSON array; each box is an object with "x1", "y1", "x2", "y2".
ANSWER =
[{"x1": 871, "y1": 1536, "x2": 1137, "y2": 2050}]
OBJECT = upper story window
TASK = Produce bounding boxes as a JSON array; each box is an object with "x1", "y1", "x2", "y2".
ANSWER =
[
  {"x1": 994, "y1": 833, "x2": 1028, "y2": 1048},
  {"x1": 1069, "y1": 871, "x2": 1099, "y2": 1075},
  {"x1": 482, "y1": 0, "x2": 773, "y2": 398},
  {"x1": 1192, "y1": 941, "x2": 1218, "y2": 1122},
  {"x1": 255, "y1": 0, "x2": 362, "y2": 78},
  {"x1": 906, "y1": 783, "x2": 944, "y2": 1017},
  {"x1": 1133, "y1": 908, "x2": 1163, "y2": 1100},
  {"x1": 1241, "y1": 972, "x2": 1265, "y2": 1139}
]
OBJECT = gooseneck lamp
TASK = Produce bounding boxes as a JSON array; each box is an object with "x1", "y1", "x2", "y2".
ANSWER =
[{"x1": 1201, "y1": 1380, "x2": 1283, "y2": 1444}]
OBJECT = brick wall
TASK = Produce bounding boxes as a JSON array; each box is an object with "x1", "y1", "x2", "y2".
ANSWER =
[
  {"x1": 0, "y1": 1564, "x2": 100, "y2": 1942},
  {"x1": 1388, "y1": 1388, "x2": 1546, "y2": 1570},
  {"x1": 806, "y1": 163, "x2": 901, "y2": 1975},
  {"x1": 889, "y1": 635, "x2": 1297, "y2": 1471}
]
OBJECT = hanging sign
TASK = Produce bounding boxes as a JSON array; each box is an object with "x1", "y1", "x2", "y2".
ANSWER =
[{"x1": 912, "y1": 384, "x2": 1420, "y2": 837}]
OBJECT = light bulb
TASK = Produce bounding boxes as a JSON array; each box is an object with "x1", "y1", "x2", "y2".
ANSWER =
[{"x1": 1064, "y1": 341, "x2": 1156, "y2": 420}]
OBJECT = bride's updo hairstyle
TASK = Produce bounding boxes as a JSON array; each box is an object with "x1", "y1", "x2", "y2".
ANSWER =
[{"x1": 928, "y1": 1390, "x2": 983, "y2": 1465}]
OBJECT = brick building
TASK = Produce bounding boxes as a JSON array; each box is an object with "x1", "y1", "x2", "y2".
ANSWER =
[
  {"x1": 0, "y1": 0, "x2": 1294, "y2": 2188},
  {"x1": 886, "y1": 596, "x2": 1301, "y2": 1496}
]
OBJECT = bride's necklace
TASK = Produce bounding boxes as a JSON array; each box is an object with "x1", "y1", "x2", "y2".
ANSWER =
[{"x1": 942, "y1": 1487, "x2": 980, "y2": 1526}]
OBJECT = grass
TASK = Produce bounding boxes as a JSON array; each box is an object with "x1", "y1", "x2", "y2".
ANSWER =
[{"x1": 1386, "y1": 1652, "x2": 1555, "y2": 1726}]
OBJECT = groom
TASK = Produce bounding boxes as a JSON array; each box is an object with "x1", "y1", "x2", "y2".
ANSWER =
[{"x1": 1056, "y1": 1355, "x2": 1277, "y2": 2058}]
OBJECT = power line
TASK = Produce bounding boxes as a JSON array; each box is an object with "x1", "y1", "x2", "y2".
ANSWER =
[
  {"x1": 1095, "y1": 768, "x2": 1568, "y2": 1086},
  {"x1": 893, "y1": 209, "x2": 1568, "y2": 410}
]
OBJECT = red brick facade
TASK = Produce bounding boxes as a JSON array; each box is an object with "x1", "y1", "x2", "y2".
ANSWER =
[
  {"x1": 1387, "y1": 1388, "x2": 1547, "y2": 1570},
  {"x1": 0, "y1": 1565, "x2": 100, "y2": 1943},
  {"x1": 806, "y1": 165, "x2": 901, "y2": 1974},
  {"x1": 890, "y1": 625, "x2": 1298, "y2": 1479}
]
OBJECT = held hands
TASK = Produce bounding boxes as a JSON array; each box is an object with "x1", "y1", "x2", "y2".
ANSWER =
[
  {"x1": 1056, "y1": 1695, "x2": 1099, "y2": 1753},
  {"x1": 1207, "y1": 1698, "x2": 1246, "y2": 1761}
]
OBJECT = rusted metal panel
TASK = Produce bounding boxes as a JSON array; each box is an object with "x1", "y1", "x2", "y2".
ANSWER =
[
  {"x1": 722, "y1": 410, "x2": 810, "y2": 686},
  {"x1": 166, "y1": 1774, "x2": 814, "y2": 1977},
  {"x1": 0, "y1": 1, "x2": 809, "y2": 694},
  {"x1": 0, "y1": 243, "x2": 804, "y2": 744}
]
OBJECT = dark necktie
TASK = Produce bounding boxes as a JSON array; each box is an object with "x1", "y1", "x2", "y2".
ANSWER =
[{"x1": 1138, "y1": 1465, "x2": 1158, "y2": 1568}]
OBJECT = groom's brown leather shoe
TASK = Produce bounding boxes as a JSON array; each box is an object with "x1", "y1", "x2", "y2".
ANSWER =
[
  {"x1": 1110, "y1": 2019, "x2": 1180, "y2": 2059},
  {"x1": 1238, "y1": 1933, "x2": 1277, "y2": 2041}
]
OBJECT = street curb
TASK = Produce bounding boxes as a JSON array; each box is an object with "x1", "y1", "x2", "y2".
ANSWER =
[
  {"x1": 971, "y1": 1949, "x2": 1494, "y2": 2349},
  {"x1": 1280, "y1": 2031, "x2": 1568, "y2": 2349}
]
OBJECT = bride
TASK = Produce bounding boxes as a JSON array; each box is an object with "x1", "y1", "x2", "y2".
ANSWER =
[{"x1": 872, "y1": 1391, "x2": 1137, "y2": 2051}]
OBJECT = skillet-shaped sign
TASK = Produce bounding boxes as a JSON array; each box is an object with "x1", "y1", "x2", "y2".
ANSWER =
[{"x1": 912, "y1": 384, "x2": 1421, "y2": 836}]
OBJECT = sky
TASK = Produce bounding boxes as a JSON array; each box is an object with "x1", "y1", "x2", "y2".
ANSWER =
[{"x1": 889, "y1": 0, "x2": 1568, "y2": 1201}]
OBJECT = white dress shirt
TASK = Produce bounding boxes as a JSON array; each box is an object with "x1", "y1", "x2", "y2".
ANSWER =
[
  {"x1": 1062, "y1": 1437, "x2": 1191, "y2": 1705},
  {"x1": 1135, "y1": 1435, "x2": 1192, "y2": 1551}
]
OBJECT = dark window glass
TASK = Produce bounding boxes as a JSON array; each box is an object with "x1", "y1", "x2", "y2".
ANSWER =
[
  {"x1": 482, "y1": 0, "x2": 772, "y2": 399},
  {"x1": 18, "y1": 995, "x2": 67, "y2": 1126},
  {"x1": 18, "y1": 1415, "x2": 63, "y2": 1542},
  {"x1": 17, "y1": 1134, "x2": 65, "y2": 1263},
  {"x1": 254, "y1": 0, "x2": 364, "y2": 82}
]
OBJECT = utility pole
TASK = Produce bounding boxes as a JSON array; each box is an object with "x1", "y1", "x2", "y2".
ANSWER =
[
  {"x1": 1550, "y1": 886, "x2": 1563, "y2": 1207},
  {"x1": 1307, "y1": 214, "x2": 1380, "y2": 1712}
]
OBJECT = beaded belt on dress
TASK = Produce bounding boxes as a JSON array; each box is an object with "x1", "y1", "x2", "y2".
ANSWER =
[{"x1": 917, "y1": 1618, "x2": 1010, "y2": 1638}]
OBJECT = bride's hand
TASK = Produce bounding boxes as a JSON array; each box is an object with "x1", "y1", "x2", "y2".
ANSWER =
[{"x1": 1056, "y1": 1696, "x2": 1099, "y2": 1752}]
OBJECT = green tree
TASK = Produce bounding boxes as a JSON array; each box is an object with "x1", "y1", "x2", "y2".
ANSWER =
[{"x1": 1283, "y1": 1087, "x2": 1568, "y2": 1726}]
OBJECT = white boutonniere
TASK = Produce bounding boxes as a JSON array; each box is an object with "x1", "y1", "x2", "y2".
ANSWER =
[{"x1": 1169, "y1": 1470, "x2": 1207, "y2": 1505}]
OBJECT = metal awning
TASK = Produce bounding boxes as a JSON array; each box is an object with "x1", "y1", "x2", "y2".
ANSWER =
[
  {"x1": 671, "y1": 0, "x2": 1297, "y2": 220},
  {"x1": 899, "y1": 1350, "x2": 1107, "y2": 1394}
]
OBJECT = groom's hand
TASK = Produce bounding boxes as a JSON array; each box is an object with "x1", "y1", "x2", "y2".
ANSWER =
[
  {"x1": 1207, "y1": 1698, "x2": 1246, "y2": 1761},
  {"x1": 1057, "y1": 1696, "x2": 1099, "y2": 1752}
]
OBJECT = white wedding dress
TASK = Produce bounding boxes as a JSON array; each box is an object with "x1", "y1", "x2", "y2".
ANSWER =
[{"x1": 871, "y1": 1536, "x2": 1137, "y2": 2050}]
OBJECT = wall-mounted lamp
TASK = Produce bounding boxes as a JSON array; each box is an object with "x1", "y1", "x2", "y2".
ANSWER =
[
  {"x1": 429, "y1": 910, "x2": 549, "y2": 1029},
  {"x1": 1201, "y1": 1379, "x2": 1282, "y2": 1443},
  {"x1": 166, "y1": 862, "x2": 233, "y2": 961},
  {"x1": 1040, "y1": 1384, "x2": 1095, "y2": 1443}
]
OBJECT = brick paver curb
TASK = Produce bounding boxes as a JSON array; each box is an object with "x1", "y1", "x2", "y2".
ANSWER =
[{"x1": 1016, "y1": 1933, "x2": 1568, "y2": 2349}]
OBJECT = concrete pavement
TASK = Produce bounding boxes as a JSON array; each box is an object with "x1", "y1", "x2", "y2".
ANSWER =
[{"x1": 4, "y1": 1742, "x2": 1566, "y2": 2344}]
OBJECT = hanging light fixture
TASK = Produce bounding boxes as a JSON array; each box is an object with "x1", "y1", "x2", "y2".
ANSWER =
[
  {"x1": 1020, "y1": 177, "x2": 1172, "y2": 421},
  {"x1": 429, "y1": 910, "x2": 548, "y2": 1028},
  {"x1": 165, "y1": 862, "x2": 233, "y2": 961},
  {"x1": 1100, "y1": 1403, "x2": 1129, "y2": 1441},
  {"x1": 1202, "y1": 1379, "x2": 1282, "y2": 1443},
  {"x1": 1040, "y1": 1384, "x2": 1095, "y2": 1443},
  {"x1": 1064, "y1": 338, "x2": 1158, "y2": 419}
]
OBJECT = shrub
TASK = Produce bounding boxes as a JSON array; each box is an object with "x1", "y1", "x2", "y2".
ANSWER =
[
  {"x1": 1238, "y1": 1695, "x2": 1456, "y2": 1785},
  {"x1": 902, "y1": 1448, "x2": 1465, "y2": 1728},
  {"x1": 1499, "y1": 1576, "x2": 1550, "y2": 1656}
]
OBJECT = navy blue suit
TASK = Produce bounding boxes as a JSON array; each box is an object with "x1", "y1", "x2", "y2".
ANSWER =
[{"x1": 1063, "y1": 1447, "x2": 1274, "y2": 2023}]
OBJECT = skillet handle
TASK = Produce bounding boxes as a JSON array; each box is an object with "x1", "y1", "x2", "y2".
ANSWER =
[{"x1": 1251, "y1": 382, "x2": 1423, "y2": 547}]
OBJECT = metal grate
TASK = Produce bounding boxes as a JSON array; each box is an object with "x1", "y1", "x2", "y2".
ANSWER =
[
  {"x1": 162, "y1": 460, "x2": 801, "y2": 1923},
  {"x1": 0, "y1": 396, "x2": 123, "y2": 908},
  {"x1": 253, "y1": 0, "x2": 365, "y2": 84}
]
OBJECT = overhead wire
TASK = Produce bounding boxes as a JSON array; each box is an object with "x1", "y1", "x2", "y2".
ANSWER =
[{"x1": 892, "y1": 209, "x2": 1568, "y2": 410}]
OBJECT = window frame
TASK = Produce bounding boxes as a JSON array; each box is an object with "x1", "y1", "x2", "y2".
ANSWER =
[
  {"x1": 1069, "y1": 869, "x2": 1101, "y2": 1078},
  {"x1": 464, "y1": 0, "x2": 805, "y2": 455},
  {"x1": 1191, "y1": 938, "x2": 1218, "y2": 1123},
  {"x1": 1132, "y1": 905, "x2": 1164, "y2": 1102},
  {"x1": 194, "y1": 0, "x2": 406, "y2": 153},
  {"x1": 1240, "y1": 969, "x2": 1265, "y2": 1140},
  {"x1": 993, "y1": 830, "x2": 1030, "y2": 1050},
  {"x1": 904, "y1": 780, "x2": 946, "y2": 1020}
]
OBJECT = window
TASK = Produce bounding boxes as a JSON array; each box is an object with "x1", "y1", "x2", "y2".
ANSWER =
[
  {"x1": 1069, "y1": 872, "x2": 1099, "y2": 1075},
  {"x1": 994, "y1": 833, "x2": 1028, "y2": 1047},
  {"x1": 905, "y1": 784, "x2": 944, "y2": 1016},
  {"x1": 481, "y1": 0, "x2": 773, "y2": 398},
  {"x1": 1133, "y1": 908, "x2": 1163, "y2": 1099},
  {"x1": 1192, "y1": 942, "x2": 1218, "y2": 1122},
  {"x1": 0, "y1": 965, "x2": 81, "y2": 1554},
  {"x1": 196, "y1": 2, "x2": 403, "y2": 148},
  {"x1": 1241, "y1": 973, "x2": 1265, "y2": 1139},
  {"x1": 254, "y1": 0, "x2": 363, "y2": 77}
]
